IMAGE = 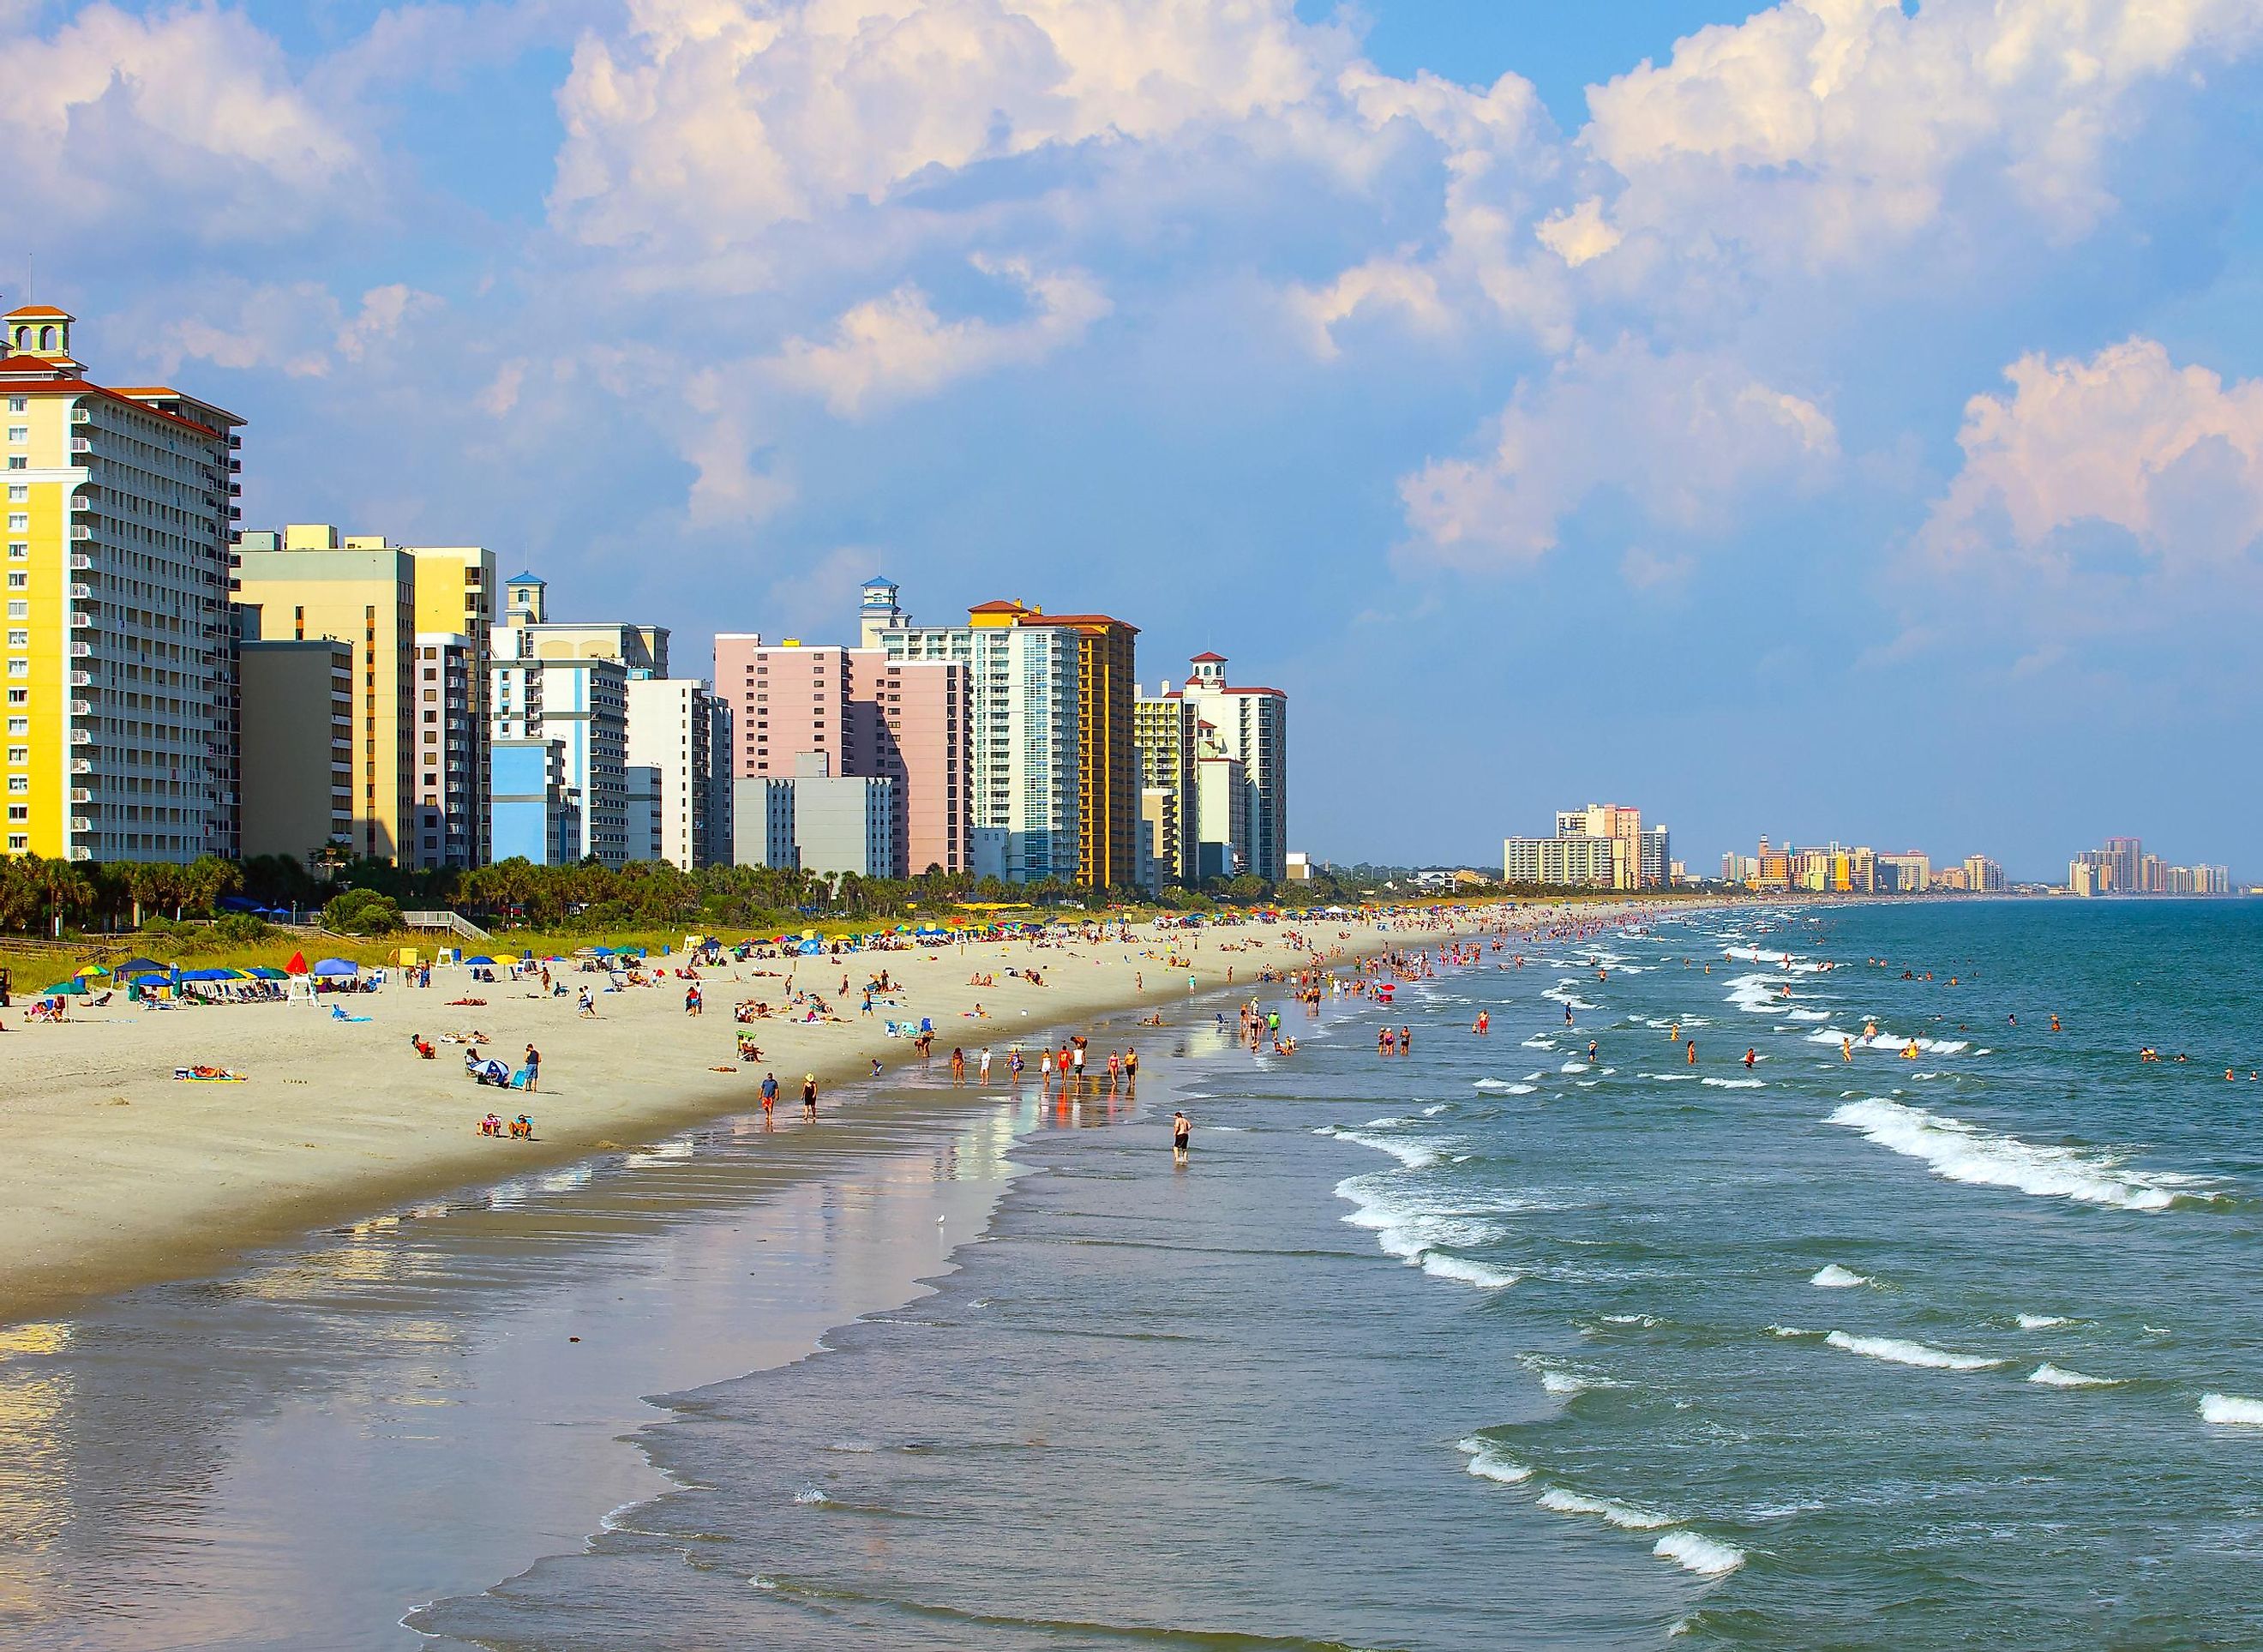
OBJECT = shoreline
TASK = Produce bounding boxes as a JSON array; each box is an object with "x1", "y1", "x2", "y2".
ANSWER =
[{"x1": 0, "y1": 909, "x2": 1522, "y2": 1327}]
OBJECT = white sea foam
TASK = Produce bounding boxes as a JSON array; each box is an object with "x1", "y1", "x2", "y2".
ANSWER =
[
  {"x1": 1786, "y1": 1008, "x2": 1832, "y2": 1021},
  {"x1": 1473, "y1": 1081, "x2": 1537, "y2": 1095},
  {"x1": 1423, "y1": 1102, "x2": 1451, "y2": 1115},
  {"x1": 1600, "y1": 1313, "x2": 1661, "y2": 1328},
  {"x1": 1808, "y1": 1028, "x2": 1968, "y2": 1055},
  {"x1": 793, "y1": 1486, "x2": 830, "y2": 1505},
  {"x1": 1456, "y1": 1438, "x2": 1532, "y2": 1484},
  {"x1": 1421, "y1": 1252, "x2": 1520, "y2": 1289},
  {"x1": 1768, "y1": 1325, "x2": 1817, "y2": 1338},
  {"x1": 1538, "y1": 1487, "x2": 1674, "y2": 1530},
  {"x1": 1333, "y1": 1130, "x2": 1443, "y2": 1170},
  {"x1": 1562, "y1": 1060, "x2": 1591, "y2": 1073},
  {"x1": 1825, "y1": 1331, "x2": 2003, "y2": 1371},
  {"x1": 2201, "y1": 1393, "x2": 2263, "y2": 1426},
  {"x1": 1810, "y1": 1265, "x2": 1870, "y2": 1289},
  {"x1": 1654, "y1": 1531, "x2": 1748, "y2": 1577},
  {"x1": 1827, "y1": 1097, "x2": 2217, "y2": 1212},
  {"x1": 2029, "y1": 1363, "x2": 2118, "y2": 1387},
  {"x1": 1702, "y1": 1077, "x2": 1765, "y2": 1090},
  {"x1": 2017, "y1": 1313, "x2": 2072, "y2": 1331},
  {"x1": 1522, "y1": 1036, "x2": 1558, "y2": 1049}
]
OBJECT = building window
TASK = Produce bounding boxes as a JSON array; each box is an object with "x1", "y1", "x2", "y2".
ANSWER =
[
  {"x1": 6, "y1": 429, "x2": 24, "y2": 444},
  {"x1": 6, "y1": 835, "x2": 23, "y2": 850},
  {"x1": 4, "y1": 399, "x2": 21, "y2": 413},
  {"x1": 7, "y1": 777, "x2": 25, "y2": 793}
]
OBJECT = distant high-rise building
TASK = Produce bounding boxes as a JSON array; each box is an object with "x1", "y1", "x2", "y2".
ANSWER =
[
  {"x1": 237, "y1": 635, "x2": 351, "y2": 862},
  {"x1": 1963, "y1": 854, "x2": 2005, "y2": 893},
  {"x1": 1641, "y1": 825, "x2": 1671, "y2": 890},
  {"x1": 1505, "y1": 834, "x2": 1624, "y2": 887},
  {"x1": 489, "y1": 646, "x2": 627, "y2": 864},
  {"x1": 1558, "y1": 804, "x2": 1647, "y2": 887}
]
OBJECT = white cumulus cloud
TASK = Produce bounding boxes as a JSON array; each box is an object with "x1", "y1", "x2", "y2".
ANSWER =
[{"x1": 1396, "y1": 339, "x2": 1839, "y2": 570}]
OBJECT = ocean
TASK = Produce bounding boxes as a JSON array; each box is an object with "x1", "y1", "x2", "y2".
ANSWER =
[{"x1": 411, "y1": 898, "x2": 2263, "y2": 1649}]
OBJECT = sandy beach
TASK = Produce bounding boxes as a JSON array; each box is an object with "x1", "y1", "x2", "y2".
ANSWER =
[{"x1": 0, "y1": 910, "x2": 1501, "y2": 1325}]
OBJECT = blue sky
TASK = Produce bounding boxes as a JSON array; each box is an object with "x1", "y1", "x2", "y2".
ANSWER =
[{"x1": 10, "y1": 0, "x2": 2263, "y2": 878}]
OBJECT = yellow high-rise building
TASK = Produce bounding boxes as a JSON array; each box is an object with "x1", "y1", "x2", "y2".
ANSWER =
[
  {"x1": 2, "y1": 304, "x2": 244, "y2": 863},
  {"x1": 231, "y1": 526, "x2": 416, "y2": 864}
]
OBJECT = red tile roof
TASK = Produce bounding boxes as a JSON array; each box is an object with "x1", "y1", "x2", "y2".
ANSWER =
[{"x1": 1189, "y1": 651, "x2": 1227, "y2": 663}]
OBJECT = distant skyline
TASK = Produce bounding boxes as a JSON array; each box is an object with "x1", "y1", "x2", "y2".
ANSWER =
[{"x1": 12, "y1": 0, "x2": 2263, "y2": 880}]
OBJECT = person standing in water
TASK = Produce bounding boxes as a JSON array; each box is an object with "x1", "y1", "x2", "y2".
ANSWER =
[
  {"x1": 801, "y1": 1074, "x2": 819, "y2": 1121},
  {"x1": 1686, "y1": 1039, "x2": 1698, "y2": 1066},
  {"x1": 1172, "y1": 1110, "x2": 1192, "y2": 1165}
]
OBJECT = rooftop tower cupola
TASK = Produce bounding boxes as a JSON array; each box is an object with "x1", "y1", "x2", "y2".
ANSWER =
[
  {"x1": 506, "y1": 572, "x2": 547, "y2": 627},
  {"x1": 1188, "y1": 651, "x2": 1228, "y2": 689},
  {"x1": 858, "y1": 575, "x2": 905, "y2": 646},
  {"x1": 4, "y1": 303, "x2": 77, "y2": 363}
]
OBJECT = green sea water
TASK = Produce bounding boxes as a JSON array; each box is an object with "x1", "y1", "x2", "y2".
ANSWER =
[{"x1": 417, "y1": 898, "x2": 2263, "y2": 1649}]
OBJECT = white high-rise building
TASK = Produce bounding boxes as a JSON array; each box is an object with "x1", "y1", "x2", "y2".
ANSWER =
[
  {"x1": 1179, "y1": 652, "x2": 1288, "y2": 883},
  {"x1": 626, "y1": 676, "x2": 728, "y2": 869}
]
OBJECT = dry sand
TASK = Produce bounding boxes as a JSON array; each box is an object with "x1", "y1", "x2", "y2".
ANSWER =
[{"x1": 0, "y1": 911, "x2": 1492, "y2": 1323}]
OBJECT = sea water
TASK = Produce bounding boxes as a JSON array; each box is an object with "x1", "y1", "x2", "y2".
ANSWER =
[{"x1": 412, "y1": 900, "x2": 2263, "y2": 1648}]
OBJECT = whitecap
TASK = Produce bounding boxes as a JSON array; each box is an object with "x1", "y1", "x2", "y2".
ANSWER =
[
  {"x1": 1767, "y1": 1325, "x2": 1817, "y2": 1338},
  {"x1": 1474, "y1": 1078, "x2": 1535, "y2": 1094},
  {"x1": 2200, "y1": 1393, "x2": 2263, "y2": 1426},
  {"x1": 1456, "y1": 1438, "x2": 1532, "y2": 1484},
  {"x1": 1537, "y1": 1487, "x2": 1674, "y2": 1530},
  {"x1": 1600, "y1": 1313, "x2": 1661, "y2": 1328},
  {"x1": 1825, "y1": 1331, "x2": 2003, "y2": 1371},
  {"x1": 1654, "y1": 1531, "x2": 1747, "y2": 1577},
  {"x1": 1332, "y1": 1129, "x2": 1442, "y2": 1170},
  {"x1": 1786, "y1": 1008, "x2": 1831, "y2": 1022},
  {"x1": 2029, "y1": 1363, "x2": 2118, "y2": 1387},
  {"x1": 1810, "y1": 1265, "x2": 1870, "y2": 1289},
  {"x1": 1826, "y1": 1097, "x2": 2217, "y2": 1213},
  {"x1": 1421, "y1": 1252, "x2": 1519, "y2": 1289},
  {"x1": 1561, "y1": 1060, "x2": 1591, "y2": 1073},
  {"x1": 2016, "y1": 1313, "x2": 2071, "y2": 1331},
  {"x1": 1702, "y1": 1077, "x2": 1764, "y2": 1089},
  {"x1": 792, "y1": 1486, "x2": 830, "y2": 1505}
]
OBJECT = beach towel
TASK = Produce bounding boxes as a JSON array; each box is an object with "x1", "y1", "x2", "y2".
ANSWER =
[
  {"x1": 330, "y1": 1006, "x2": 373, "y2": 1022},
  {"x1": 174, "y1": 1066, "x2": 245, "y2": 1082}
]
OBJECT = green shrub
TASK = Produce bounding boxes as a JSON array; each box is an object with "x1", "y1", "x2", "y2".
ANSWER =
[{"x1": 324, "y1": 888, "x2": 404, "y2": 935}]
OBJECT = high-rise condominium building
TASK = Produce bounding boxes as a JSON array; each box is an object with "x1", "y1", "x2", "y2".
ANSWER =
[
  {"x1": 406, "y1": 543, "x2": 496, "y2": 866},
  {"x1": 237, "y1": 636, "x2": 351, "y2": 861},
  {"x1": 490, "y1": 642, "x2": 628, "y2": 865},
  {"x1": 879, "y1": 598, "x2": 1080, "y2": 885},
  {"x1": 712, "y1": 631, "x2": 965, "y2": 880},
  {"x1": 1556, "y1": 803, "x2": 1646, "y2": 888},
  {"x1": 1180, "y1": 652, "x2": 1287, "y2": 884},
  {"x1": 1504, "y1": 835, "x2": 1624, "y2": 887},
  {"x1": 231, "y1": 526, "x2": 416, "y2": 864},
  {"x1": 625, "y1": 676, "x2": 729, "y2": 870},
  {"x1": 1134, "y1": 690, "x2": 1199, "y2": 887},
  {"x1": 1963, "y1": 854, "x2": 2005, "y2": 893},
  {"x1": 1013, "y1": 610, "x2": 1138, "y2": 891},
  {"x1": 2, "y1": 305, "x2": 243, "y2": 862}
]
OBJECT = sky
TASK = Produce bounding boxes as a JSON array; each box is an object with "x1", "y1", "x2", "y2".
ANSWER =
[{"x1": 10, "y1": 0, "x2": 2263, "y2": 880}]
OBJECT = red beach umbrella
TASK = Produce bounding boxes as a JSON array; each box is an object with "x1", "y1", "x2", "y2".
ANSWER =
[{"x1": 285, "y1": 951, "x2": 309, "y2": 976}]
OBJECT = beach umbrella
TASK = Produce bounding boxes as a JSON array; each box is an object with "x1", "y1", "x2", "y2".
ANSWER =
[
  {"x1": 464, "y1": 955, "x2": 495, "y2": 965},
  {"x1": 285, "y1": 951, "x2": 309, "y2": 975},
  {"x1": 311, "y1": 958, "x2": 359, "y2": 976},
  {"x1": 249, "y1": 966, "x2": 288, "y2": 980},
  {"x1": 179, "y1": 967, "x2": 236, "y2": 982},
  {"x1": 75, "y1": 964, "x2": 109, "y2": 978},
  {"x1": 39, "y1": 979, "x2": 86, "y2": 994}
]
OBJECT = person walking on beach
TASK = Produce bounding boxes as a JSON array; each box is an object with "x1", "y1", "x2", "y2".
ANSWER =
[
  {"x1": 951, "y1": 1047, "x2": 965, "y2": 1083},
  {"x1": 801, "y1": 1074, "x2": 818, "y2": 1121},
  {"x1": 524, "y1": 1044, "x2": 540, "y2": 1093},
  {"x1": 760, "y1": 1072, "x2": 777, "y2": 1117},
  {"x1": 577, "y1": 987, "x2": 597, "y2": 1018},
  {"x1": 685, "y1": 983, "x2": 701, "y2": 1016},
  {"x1": 980, "y1": 1046, "x2": 993, "y2": 1084},
  {"x1": 1172, "y1": 1110, "x2": 1192, "y2": 1166}
]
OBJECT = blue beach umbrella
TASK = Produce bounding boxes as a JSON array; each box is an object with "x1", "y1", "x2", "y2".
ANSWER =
[{"x1": 311, "y1": 958, "x2": 360, "y2": 977}]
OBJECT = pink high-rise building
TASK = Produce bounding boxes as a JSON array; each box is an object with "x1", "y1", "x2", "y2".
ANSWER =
[{"x1": 711, "y1": 634, "x2": 965, "y2": 876}]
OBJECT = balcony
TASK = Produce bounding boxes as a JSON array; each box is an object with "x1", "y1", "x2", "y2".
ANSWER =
[
  {"x1": 69, "y1": 584, "x2": 90, "y2": 601},
  {"x1": 69, "y1": 730, "x2": 92, "y2": 746},
  {"x1": 69, "y1": 524, "x2": 91, "y2": 540},
  {"x1": 69, "y1": 700, "x2": 91, "y2": 717},
  {"x1": 70, "y1": 408, "x2": 89, "y2": 425},
  {"x1": 69, "y1": 611, "x2": 93, "y2": 628},
  {"x1": 69, "y1": 553, "x2": 91, "y2": 571},
  {"x1": 69, "y1": 670, "x2": 89, "y2": 687},
  {"x1": 69, "y1": 436, "x2": 89, "y2": 454},
  {"x1": 68, "y1": 846, "x2": 90, "y2": 862},
  {"x1": 69, "y1": 759, "x2": 90, "y2": 775},
  {"x1": 69, "y1": 815, "x2": 90, "y2": 832},
  {"x1": 69, "y1": 495, "x2": 92, "y2": 513},
  {"x1": 69, "y1": 789, "x2": 88, "y2": 804},
  {"x1": 69, "y1": 641, "x2": 90, "y2": 658}
]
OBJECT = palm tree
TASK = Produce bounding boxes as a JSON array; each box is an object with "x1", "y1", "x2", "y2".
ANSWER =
[{"x1": 30, "y1": 855, "x2": 93, "y2": 938}]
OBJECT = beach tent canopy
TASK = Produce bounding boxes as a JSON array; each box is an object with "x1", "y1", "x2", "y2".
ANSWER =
[
  {"x1": 285, "y1": 952, "x2": 309, "y2": 975},
  {"x1": 310, "y1": 958, "x2": 360, "y2": 976},
  {"x1": 115, "y1": 956, "x2": 167, "y2": 976},
  {"x1": 464, "y1": 955, "x2": 495, "y2": 965}
]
